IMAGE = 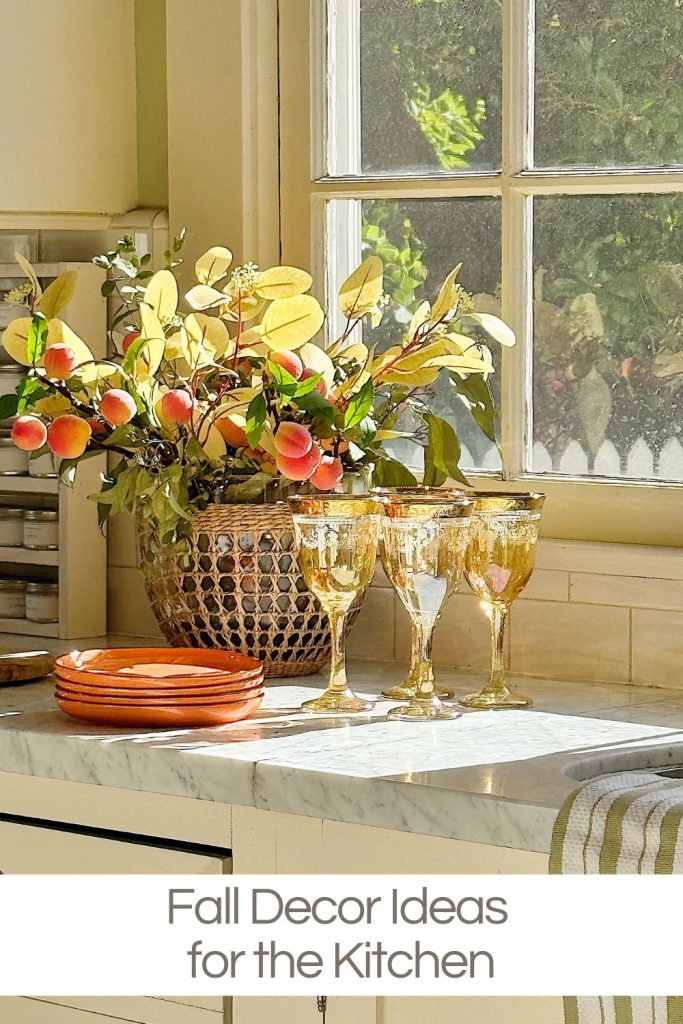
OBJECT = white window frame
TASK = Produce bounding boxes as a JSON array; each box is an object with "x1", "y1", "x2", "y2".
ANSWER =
[{"x1": 278, "y1": 0, "x2": 683, "y2": 547}]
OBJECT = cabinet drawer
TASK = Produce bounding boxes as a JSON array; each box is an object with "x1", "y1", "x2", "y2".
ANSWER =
[
  {"x1": 2, "y1": 997, "x2": 222, "y2": 1024},
  {"x1": 0, "y1": 817, "x2": 230, "y2": 874}
]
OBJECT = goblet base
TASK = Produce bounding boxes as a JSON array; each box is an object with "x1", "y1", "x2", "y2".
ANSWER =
[
  {"x1": 301, "y1": 688, "x2": 375, "y2": 714},
  {"x1": 461, "y1": 688, "x2": 533, "y2": 711},
  {"x1": 381, "y1": 682, "x2": 455, "y2": 702},
  {"x1": 387, "y1": 696, "x2": 462, "y2": 722}
]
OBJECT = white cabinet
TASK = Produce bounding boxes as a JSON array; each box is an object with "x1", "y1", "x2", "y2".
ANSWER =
[
  {"x1": 0, "y1": 813, "x2": 229, "y2": 1024},
  {"x1": 0, "y1": 0, "x2": 137, "y2": 214}
]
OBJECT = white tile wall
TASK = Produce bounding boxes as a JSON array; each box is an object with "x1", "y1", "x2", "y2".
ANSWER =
[{"x1": 106, "y1": 518, "x2": 683, "y2": 691}]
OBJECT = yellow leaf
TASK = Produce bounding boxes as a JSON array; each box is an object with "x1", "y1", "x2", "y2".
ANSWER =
[
  {"x1": 219, "y1": 386, "x2": 262, "y2": 410},
  {"x1": 185, "y1": 313, "x2": 230, "y2": 358},
  {"x1": 430, "y1": 264, "x2": 462, "y2": 323},
  {"x1": 222, "y1": 292, "x2": 265, "y2": 321},
  {"x1": 298, "y1": 342, "x2": 335, "y2": 387},
  {"x1": 464, "y1": 312, "x2": 516, "y2": 347},
  {"x1": 195, "y1": 246, "x2": 233, "y2": 286},
  {"x1": 336, "y1": 342, "x2": 369, "y2": 365},
  {"x1": 34, "y1": 394, "x2": 72, "y2": 417},
  {"x1": 423, "y1": 353, "x2": 494, "y2": 373},
  {"x1": 389, "y1": 341, "x2": 446, "y2": 373},
  {"x1": 185, "y1": 284, "x2": 226, "y2": 310},
  {"x1": 164, "y1": 330, "x2": 185, "y2": 360},
  {"x1": 135, "y1": 305, "x2": 165, "y2": 380},
  {"x1": 15, "y1": 253, "x2": 42, "y2": 300},
  {"x1": 261, "y1": 295, "x2": 324, "y2": 351},
  {"x1": 255, "y1": 266, "x2": 312, "y2": 300},
  {"x1": 1, "y1": 317, "x2": 32, "y2": 364},
  {"x1": 144, "y1": 270, "x2": 178, "y2": 322},
  {"x1": 192, "y1": 410, "x2": 227, "y2": 462},
  {"x1": 234, "y1": 324, "x2": 265, "y2": 351},
  {"x1": 383, "y1": 366, "x2": 439, "y2": 387},
  {"x1": 406, "y1": 300, "x2": 431, "y2": 340},
  {"x1": 37, "y1": 271, "x2": 77, "y2": 318},
  {"x1": 75, "y1": 362, "x2": 121, "y2": 389},
  {"x1": 374, "y1": 429, "x2": 412, "y2": 441},
  {"x1": 338, "y1": 256, "x2": 383, "y2": 319},
  {"x1": 47, "y1": 320, "x2": 93, "y2": 365}
]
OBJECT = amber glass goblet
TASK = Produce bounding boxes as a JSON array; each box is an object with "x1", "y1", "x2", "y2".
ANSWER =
[
  {"x1": 380, "y1": 495, "x2": 473, "y2": 721},
  {"x1": 373, "y1": 486, "x2": 463, "y2": 702},
  {"x1": 462, "y1": 492, "x2": 545, "y2": 711},
  {"x1": 289, "y1": 494, "x2": 381, "y2": 714}
]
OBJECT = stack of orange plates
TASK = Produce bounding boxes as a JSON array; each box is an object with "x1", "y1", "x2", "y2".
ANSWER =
[{"x1": 54, "y1": 648, "x2": 264, "y2": 727}]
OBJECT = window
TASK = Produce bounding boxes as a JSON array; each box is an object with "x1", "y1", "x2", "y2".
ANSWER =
[{"x1": 278, "y1": 0, "x2": 683, "y2": 544}]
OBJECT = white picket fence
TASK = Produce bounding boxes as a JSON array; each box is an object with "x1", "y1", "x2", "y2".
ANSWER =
[{"x1": 460, "y1": 436, "x2": 683, "y2": 481}]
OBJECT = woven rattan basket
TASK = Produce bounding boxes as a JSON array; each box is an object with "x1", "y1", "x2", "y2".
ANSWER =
[{"x1": 138, "y1": 502, "x2": 362, "y2": 678}]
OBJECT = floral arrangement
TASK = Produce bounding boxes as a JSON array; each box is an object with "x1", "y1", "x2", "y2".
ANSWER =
[{"x1": 0, "y1": 235, "x2": 513, "y2": 543}]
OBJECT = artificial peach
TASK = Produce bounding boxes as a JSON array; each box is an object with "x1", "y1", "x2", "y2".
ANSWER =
[
  {"x1": 320, "y1": 436, "x2": 349, "y2": 455},
  {"x1": 275, "y1": 444, "x2": 322, "y2": 481},
  {"x1": 87, "y1": 417, "x2": 107, "y2": 437},
  {"x1": 100, "y1": 389, "x2": 136, "y2": 427},
  {"x1": 46, "y1": 414, "x2": 92, "y2": 458},
  {"x1": 268, "y1": 350, "x2": 303, "y2": 380},
  {"x1": 300, "y1": 367, "x2": 328, "y2": 397},
  {"x1": 160, "y1": 389, "x2": 193, "y2": 424},
  {"x1": 44, "y1": 344, "x2": 77, "y2": 380},
  {"x1": 122, "y1": 330, "x2": 140, "y2": 354},
  {"x1": 310, "y1": 456, "x2": 343, "y2": 491},
  {"x1": 273, "y1": 421, "x2": 312, "y2": 459},
  {"x1": 11, "y1": 416, "x2": 47, "y2": 452},
  {"x1": 215, "y1": 417, "x2": 248, "y2": 448}
]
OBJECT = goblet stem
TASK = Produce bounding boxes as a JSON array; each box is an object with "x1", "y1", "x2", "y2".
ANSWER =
[
  {"x1": 388, "y1": 617, "x2": 461, "y2": 721},
  {"x1": 380, "y1": 623, "x2": 454, "y2": 701},
  {"x1": 328, "y1": 605, "x2": 349, "y2": 695},
  {"x1": 462, "y1": 600, "x2": 532, "y2": 710},
  {"x1": 301, "y1": 601, "x2": 375, "y2": 714},
  {"x1": 489, "y1": 603, "x2": 508, "y2": 694}
]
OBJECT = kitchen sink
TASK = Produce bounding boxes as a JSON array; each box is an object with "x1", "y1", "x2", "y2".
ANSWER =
[{"x1": 564, "y1": 741, "x2": 683, "y2": 783}]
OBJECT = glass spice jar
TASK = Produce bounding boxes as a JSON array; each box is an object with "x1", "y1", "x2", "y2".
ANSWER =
[
  {"x1": 0, "y1": 579, "x2": 27, "y2": 619},
  {"x1": 0, "y1": 437, "x2": 28, "y2": 476},
  {"x1": 26, "y1": 581, "x2": 59, "y2": 623},
  {"x1": 23, "y1": 509, "x2": 59, "y2": 550},
  {"x1": 0, "y1": 508, "x2": 25, "y2": 547}
]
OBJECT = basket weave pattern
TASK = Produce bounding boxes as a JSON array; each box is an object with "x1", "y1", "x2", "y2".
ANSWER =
[{"x1": 138, "y1": 503, "x2": 360, "y2": 678}]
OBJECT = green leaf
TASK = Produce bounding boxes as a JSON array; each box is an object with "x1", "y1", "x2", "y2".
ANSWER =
[
  {"x1": 373, "y1": 458, "x2": 418, "y2": 488},
  {"x1": 450, "y1": 372, "x2": 497, "y2": 444},
  {"x1": 344, "y1": 379, "x2": 374, "y2": 429},
  {"x1": 267, "y1": 361, "x2": 323, "y2": 400},
  {"x1": 0, "y1": 394, "x2": 19, "y2": 420},
  {"x1": 424, "y1": 413, "x2": 469, "y2": 486},
  {"x1": 294, "y1": 389, "x2": 336, "y2": 425},
  {"x1": 101, "y1": 279, "x2": 117, "y2": 297},
  {"x1": 26, "y1": 315, "x2": 48, "y2": 365},
  {"x1": 245, "y1": 393, "x2": 267, "y2": 447},
  {"x1": 16, "y1": 377, "x2": 49, "y2": 413}
]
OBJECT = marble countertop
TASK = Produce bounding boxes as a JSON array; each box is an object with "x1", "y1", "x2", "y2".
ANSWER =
[{"x1": 2, "y1": 634, "x2": 683, "y2": 854}]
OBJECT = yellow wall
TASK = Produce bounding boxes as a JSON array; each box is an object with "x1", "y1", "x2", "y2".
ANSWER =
[
  {"x1": 0, "y1": 0, "x2": 138, "y2": 214},
  {"x1": 134, "y1": 0, "x2": 169, "y2": 209}
]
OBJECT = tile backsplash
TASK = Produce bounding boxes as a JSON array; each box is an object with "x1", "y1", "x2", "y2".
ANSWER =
[{"x1": 108, "y1": 514, "x2": 683, "y2": 691}]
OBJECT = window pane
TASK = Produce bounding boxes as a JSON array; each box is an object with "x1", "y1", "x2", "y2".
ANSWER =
[
  {"x1": 534, "y1": 0, "x2": 683, "y2": 168},
  {"x1": 532, "y1": 194, "x2": 683, "y2": 480},
  {"x1": 328, "y1": 0, "x2": 502, "y2": 176},
  {"x1": 329, "y1": 197, "x2": 502, "y2": 472}
]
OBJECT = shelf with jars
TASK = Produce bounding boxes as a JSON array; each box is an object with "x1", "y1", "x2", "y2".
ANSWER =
[{"x1": 0, "y1": 230, "x2": 110, "y2": 639}]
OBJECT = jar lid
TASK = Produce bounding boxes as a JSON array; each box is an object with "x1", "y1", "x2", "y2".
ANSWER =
[
  {"x1": 26, "y1": 582, "x2": 59, "y2": 593},
  {"x1": 24, "y1": 509, "x2": 58, "y2": 521},
  {"x1": 0, "y1": 365, "x2": 21, "y2": 376},
  {"x1": 0, "y1": 579, "x2": 26, "y2": 591},
  {"x1": 0, "y1": 508, "x2": 24, "y2": 518},
  {"x1": 0, "y1": 437, "x2": 20, "y2": 447}
]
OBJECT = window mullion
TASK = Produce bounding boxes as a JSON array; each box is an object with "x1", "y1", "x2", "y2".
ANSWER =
[{"x1": 500, "y1": 0, "x2": 534, "y2": 479}]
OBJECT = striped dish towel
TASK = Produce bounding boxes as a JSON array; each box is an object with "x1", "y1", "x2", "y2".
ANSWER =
[{"x1": 550, "y1": 770, "x2": 683, "y2": 1024}]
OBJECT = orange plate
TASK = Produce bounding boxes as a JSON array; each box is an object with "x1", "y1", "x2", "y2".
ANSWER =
[
  {"x1": 56, "y1": 693, "x2": 264, "y2": 728},
  {"x1": 55, "y1": 683, "x2": 264, "y2": 707},
  {"x1": 55, "y1": 667, "x2": 263, "y2": 696},
  {"x1": 56, "y1": 648, "x2": 263, "y2": 683}
]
